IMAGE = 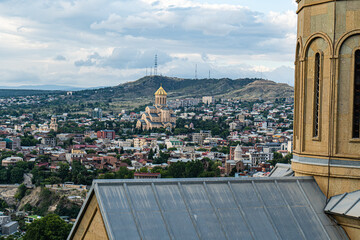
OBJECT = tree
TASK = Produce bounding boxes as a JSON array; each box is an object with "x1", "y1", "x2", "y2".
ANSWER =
[
  {"x1": 0, "y1": 168, "x2": 8, "y2": 183},
  {"x1": 30, "y1": 150, "x2": 38, "y2": 155},
  {"x1": 86, "y1": 149, "x2": 96, "y2": 154},
  {"x1": 148, "y1": 149, "x2": 154, "y2": 160},
  {"x1": 153, "y1": 150, "x2": 170, "y2": 164},
  {"x1": 115, "y1": 167, "x2": 134, "y2": 179},
  {"x1": 20, "y1": 134, "x2": 40, "y2": 146},
  {"x1": 168, "y1": 162, "x2": 186, "y2": 178},
  {"x1": 10, "y1": 167, "x2": 24, "y2": 183},
  {"x1": 44, "y1": 176, "x2": 62, "y2": 184},
  {"x1": 37, "y1": 155, "x2": 50, "y2": 163},
  {"x1": 185, "y1": 160, "x2": 204, "y2": 178},
  {"x1": 139, "y1": 167, "x2": 148, "y2": 173},
  {"x1": 58, "y1": 163, "x2": 70, "y2": 182},
  {"x1": 15, "y1": 184, "x2": 27, "y2": 201},
  {"x1": 55, "y1": 198, "x2": 81, "y2": 219},
  {"x1": 23, "y1": 214, "x2": 72, "y2": 240},
  {"x1": 122, "y1": 159, "x2": 132, "y2": 166},
  {"x1": 84, "y1": 137, "x2": 93, "y2": 144},
  {"x1": 0, "y1": 199, "x2": 8, "y2": 211},
  {"x1": 210, "y1": 147, "x2": 218, "y2": 152}
]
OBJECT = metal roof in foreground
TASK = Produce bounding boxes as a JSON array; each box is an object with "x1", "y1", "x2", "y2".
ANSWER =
[
  {"x1": 325, "y1": 190, "x2": 360, "y2": 219},
  {"x1": 69, "y1": 177, "x2": 348, "y2": 240}
]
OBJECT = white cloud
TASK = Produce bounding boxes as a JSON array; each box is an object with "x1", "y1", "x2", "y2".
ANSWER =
[{"x1": 0, "y1": 0, "x2": 297, "y2": 88}]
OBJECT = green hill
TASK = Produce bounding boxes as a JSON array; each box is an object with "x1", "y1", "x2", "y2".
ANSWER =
[
  {"x1": 0, "y1": 76, "x2": 293, "y2": 114},
  {"x1": 74, "y1": 76, "x2": 294, "y2": 101}
]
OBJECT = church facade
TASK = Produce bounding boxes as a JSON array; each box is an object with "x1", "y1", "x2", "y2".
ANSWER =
[{"x1": 136, "y1": 86, "x2": 176, "y2": 130}]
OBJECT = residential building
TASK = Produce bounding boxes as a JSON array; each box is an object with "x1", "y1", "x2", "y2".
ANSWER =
[
  {"x1": 2, "y1": 221, "x2": 18, "y2": 235},
  {"x1": 2, "y1": 157, "x2": 23, "y2": 167},
  {"x1": 25, "y1": 215, "x2": 42, "y2": 224},
  {"x1": 10, "y1": 137, "x2": 21, "y2": 150},
  {"x1": 134, "y1": 172, "x2": 161, "y2": 179},
  {"x1": 192, "y1": 130, "x2": 211, "y2": 145},
  {"x1": 41, "y1": 136, "x2": 57, "y2": 147},
  {"x1": 97, "y1": 130, "x2": 115, "y2": 140},
  {"x1": 165, "y1": 139, "x2": 183, "y2": 149},
  {"x1": 0, "y1": 141, "x2": 6, "y2": 150},
  {"x1": 248, "y1": 151, "x2": 273, "y2": 166},
  {"x1": 92, "y1": 108, "x2": 102, "y2": 119},
  {"x1": 202, "y1": 96, "x2": 214, "y2": 105}
]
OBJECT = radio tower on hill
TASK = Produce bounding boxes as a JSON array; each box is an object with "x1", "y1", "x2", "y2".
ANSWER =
[
  {"x1": 154, "y1": 54, "x2": 158, "y2": 76},
  {"x1": 195, "y1": 64, "x2": 198, "y2": 79}
]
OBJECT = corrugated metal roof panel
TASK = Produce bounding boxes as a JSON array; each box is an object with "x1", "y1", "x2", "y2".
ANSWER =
[
  {"x1": 268, "y1": 163, "x2": 294, "y2": 177},
  {"x1": 325, "y1": 190, "x2": 360, "y2": 218},
  {"x1": 69, "y1": 177, "x2": 349, "y2": 240},
  {"x1": 347, "y1": 200, "x2": 360, "y2": 217},
  {"x1": 96, "y1": 184, "x2": 140, "y2": 240}
]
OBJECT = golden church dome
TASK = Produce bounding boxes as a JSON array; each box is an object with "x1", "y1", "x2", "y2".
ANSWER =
[{"x1": 154, "y1": 86, "x2": 167, "y2": 96}]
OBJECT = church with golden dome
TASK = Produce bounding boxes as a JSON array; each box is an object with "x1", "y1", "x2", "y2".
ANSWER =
[{"x1": 136, "y1": 86, "x2": 176, "y2": 130}]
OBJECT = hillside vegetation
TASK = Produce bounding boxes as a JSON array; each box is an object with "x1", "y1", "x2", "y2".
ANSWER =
[
  {"x1": 73, "y1": 76, "x2": 294, "y2": 101},
  {"x1": 0, "y1": 76, "x2": 294, "y2": 115}
]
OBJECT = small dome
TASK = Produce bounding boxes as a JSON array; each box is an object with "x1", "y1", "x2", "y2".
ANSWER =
[{"x1": 155, "y1": 86, "x2": 167, "y2": 96}]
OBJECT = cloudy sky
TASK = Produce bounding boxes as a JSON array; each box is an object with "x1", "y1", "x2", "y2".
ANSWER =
[{"x1": 0, "y1": 0, "x2": 297, "y2": 88}]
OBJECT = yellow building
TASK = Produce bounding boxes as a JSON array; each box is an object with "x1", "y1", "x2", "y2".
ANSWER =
[
  {"x1": 292, "y1": 0, "x2": 360, "y2": 237},
  {"x1": 50, "y1": 116, "x2": 58, "y2": 132},
  {"x1": 136, "y1": 86, "x2": 176, "y2": 130}
]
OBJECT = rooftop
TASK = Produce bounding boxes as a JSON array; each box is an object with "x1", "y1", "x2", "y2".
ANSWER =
[
  {"x1": 69, "y1": 177, "x2": 348, "y2": 240},
  {"x1": 155, "y1": 86, "x2": 167, "y2": 96},
  {"x1": 325, "y1": 190, "x2": 360, "y2": 219}
]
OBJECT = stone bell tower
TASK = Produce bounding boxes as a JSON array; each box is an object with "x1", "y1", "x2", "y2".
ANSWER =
[{"x1": 292, "y1": 0, "x2": 360, "y2": 198}]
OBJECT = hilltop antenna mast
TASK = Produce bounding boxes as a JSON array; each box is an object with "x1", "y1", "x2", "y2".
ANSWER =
[
  {"x1": 209, "y1": 70, "x2": 211, "y2": 79},
  {"x1": 154, "y1": 54, "x2": 158, "y2": 76},
  {"x1": 195, "y1": 64, "x2": 198, "y2": 79}
]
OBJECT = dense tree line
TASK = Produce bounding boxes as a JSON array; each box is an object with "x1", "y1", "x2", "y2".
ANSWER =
[
  {"x1": 269, "y1": 152, "x2": 293, "y2": 166},
  {"x1": 0, "y1": 160, "x2": 33, "y2": 184},
  {"x1": 23, "y1": 214, "x2": 72, "y2": 240},
  {"x1": 151, "y1": 159, "x2": 221, "y2": 178},
  {"x1": 31, "y1": 161, "x2": 98, "y2": 186},
  {"x1": 21, "y1": 134, "x2": 40, "y2": 146}
]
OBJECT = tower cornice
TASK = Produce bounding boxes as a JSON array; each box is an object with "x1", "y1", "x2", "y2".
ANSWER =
[{"x1": 296, "y1": 0, "x2": 336, "y2": 14}]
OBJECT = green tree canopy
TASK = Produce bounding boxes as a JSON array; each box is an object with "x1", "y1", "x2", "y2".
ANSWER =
[{"x1": 23, "y1": 214, "x2": 72, "y2": 240}]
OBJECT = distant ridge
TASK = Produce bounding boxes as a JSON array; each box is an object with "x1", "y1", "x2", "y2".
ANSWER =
[
  {"x1": 0, "y1": 85, "x2": 104, "y2": 91},
  {"x1": 0, "y1": 76, "x2": 293, "y2": 100},
  {"x1": 0, "y1": 89, "x2": 62, "y2": 97},
  {"x1": 76, "y1": 76, "x2": 294, "y2": 100}
]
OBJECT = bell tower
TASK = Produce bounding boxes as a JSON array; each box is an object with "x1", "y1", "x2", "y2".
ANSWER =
[
  {"x1": 292, "y1": 0, "x2": 360, "y2": 198},
  {"x1": 50, "y1": 116, "x2": 58, "y2": 132}
]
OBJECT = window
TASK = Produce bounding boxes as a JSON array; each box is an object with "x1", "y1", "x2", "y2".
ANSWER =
[
  {"x1": 313, "y1": 53, "x2": 321, "y2": 138},
  {"x1": 353, "y1": 50, "x2": 360, "y2": 138}
]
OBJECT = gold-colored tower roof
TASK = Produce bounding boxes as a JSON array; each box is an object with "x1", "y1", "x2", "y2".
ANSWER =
[{"x1": 154, "y1": 86, "x2": 167, "y2": 96}]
